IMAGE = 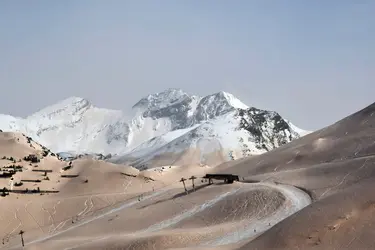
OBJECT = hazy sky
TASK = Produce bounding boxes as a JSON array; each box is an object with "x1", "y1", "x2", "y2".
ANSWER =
[{"x1": 0, "y1": 1, "x2": 374, "y2": 130}]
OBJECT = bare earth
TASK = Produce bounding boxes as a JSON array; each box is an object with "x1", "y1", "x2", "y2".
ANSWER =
[
  {"x1": 1, "y1": 102, "x2": 375, "y2": 249},
  {"x1": 216, "y1": 102, "x2": 375, "y2": 249}
]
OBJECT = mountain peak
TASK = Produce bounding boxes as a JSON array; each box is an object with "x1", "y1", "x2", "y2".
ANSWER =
[
  {"x1": 132, "y1": 88, "x2": 192, "y2": 111},
  {"x1": 27, "y1": 96, "x2": 93, "y2": 119},
  {"x1": 55, "y1": 96, "x2": 91, "y2": 107},
  {"x1": 192, "y1": 91, "x2": 248, "y2": 123},
  {"x1": 215, "y1": 91, "x2": 248, "y2": 109}
]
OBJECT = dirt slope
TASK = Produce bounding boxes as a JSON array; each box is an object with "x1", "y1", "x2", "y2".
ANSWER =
[
  {"x1": 0, "y1": 131, "x2": 310, "y2": 250},
  {"x1": 212, "y1": 102, "x2": 375, "y2": 249}
]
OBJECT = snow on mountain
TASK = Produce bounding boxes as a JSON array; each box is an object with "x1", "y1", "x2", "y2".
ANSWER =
[
  {"x1": 111, "y1": 106, "x2": 307, "y2": 168},
  {"x1": 133, "y1": 88, "x2": 193, "y2": 111},
  {"x1": 193, "y1": 91, "x2": 246, "y2": 123},
  {"x1": 0, "y1": 88, "x2": 309, "y2": 167}
]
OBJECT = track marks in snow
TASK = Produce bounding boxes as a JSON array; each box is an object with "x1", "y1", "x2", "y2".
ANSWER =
[
  {"x1": 42, "y1": 200, "x2": 61, "y2": 234},
  {"x1": 1, "y1": 208, "x2": 15, "y2": 243},
  {"x1": 205, "y1": 183, "x2": 311, "y2": 246},
  {"x1": 320, "y1": 159, "x2": 369, "y2": 199},
  {"x1": 77, "y1": 196, "x2": 94, "y2": 218},
  {"x1": 84, "y1": 196, "x2": 94, "y2": 217},
  {"x1": 25, "y1": 201, "x2": 44, "y2": 234},
  {"x1": 48, "y1": 201, "x2": 61, "y2": 233},
  {"x1": 4, "y1": 208, "x2": 23, "y2": 242},
  {"x1": 23, "y1": 188, "x2": 169, "y2": 247},
  {"x1": 49, "y1": 200, "x2": 81, "y2": 235},
  {"x1": 52, "y1": 219, "x2": 70, "y2": 233},
  {"x1": 122, "y1": 179, "x2": 132, "y2": 193},
  {"x1": 104, "y1": 195, "x2": 114, "y2": 207},
  {"x1": 80, "y1": 177, "x2": 132, "y2": 209},
  {"x1": 77, "y1": 198, "x2": 89, "y2": 217},
  {"x1": 142, "y1": 188, "x2": 241, "y2": 233}
]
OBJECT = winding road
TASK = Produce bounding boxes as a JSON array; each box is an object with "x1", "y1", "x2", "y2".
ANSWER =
[{"x1": 204, "y1": 182, "x2": 311, "y2": 246}]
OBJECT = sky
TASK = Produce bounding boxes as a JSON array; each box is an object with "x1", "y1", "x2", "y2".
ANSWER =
[{"x1": 0, "y1": 0, "x2": 374, "y2": 130}]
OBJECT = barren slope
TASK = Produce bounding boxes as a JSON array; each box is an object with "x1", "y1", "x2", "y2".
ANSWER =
[
  {"x1": 0, "y1": 132, "x2": 165, "y2": 249},
  {"x1": 9, "y1": 182, "x2": 310, "y2": 250},
  {"x1": 212, "y1": 102, "x2": 375, "y2": 250}
]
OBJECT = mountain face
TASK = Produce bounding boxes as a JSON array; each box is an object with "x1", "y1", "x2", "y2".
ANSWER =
[{"x1": 0, "y1": 89, "x2": 309, "y2": 167}]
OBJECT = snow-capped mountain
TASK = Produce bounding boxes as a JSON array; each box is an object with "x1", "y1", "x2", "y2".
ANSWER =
[{"x1": 0, "y1": 88, "x2": 310, "y2": 168}]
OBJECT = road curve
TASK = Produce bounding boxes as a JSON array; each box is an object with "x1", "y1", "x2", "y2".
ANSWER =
[{"x1": 204, "y1": 181, "x2": 312, "y2": 246}]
